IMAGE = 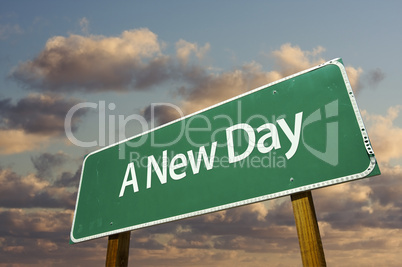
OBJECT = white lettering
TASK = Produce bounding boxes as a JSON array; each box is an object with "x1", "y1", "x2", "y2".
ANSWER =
[
  {"x1": 118, "y1": 111, "x2": 304, "y2": 197},
  {"x1": 119, "y1": 162, "x2": 139, "y2": 197},
  {"x1": 187, "y1": 142, "x2": 217, "y2": 175},
  {"x1": 226, "y1": 124, "x2": 255, "y2": 163},
  {"x1": 65, "y1": 102, "x2": 98, "y2": 147},
  {"x1": 277, "y1": 112, "x2": 303, "y2": 159},
  {"x1": 256, "y1": 123, "x2": 281, "y2": 153},
  {"x1": 147, "y1": 150, "x2": 168, "y2": 189},
  {"x1": 169, "y1": 153, "x2": 187, "y2": 180}
]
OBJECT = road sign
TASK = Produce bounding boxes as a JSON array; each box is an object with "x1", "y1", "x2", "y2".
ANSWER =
[{"x1": 71, "y1": 58, "x2": 380, "y2": 243}]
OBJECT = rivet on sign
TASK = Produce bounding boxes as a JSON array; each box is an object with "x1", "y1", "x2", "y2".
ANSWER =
[
  {"x1": 110, "y1": 222, "x2": 113, "y2": 225},
  {"x1": 290, "y1": 177, "x2": 294, "y2": 182},
  {"x1": 273, "y1": 90, "x2": 277, "y2": 94}
]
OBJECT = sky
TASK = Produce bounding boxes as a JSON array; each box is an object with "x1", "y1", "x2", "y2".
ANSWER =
[{"x1": 0, "y1": 0, "x2": 402, "y2": 266}]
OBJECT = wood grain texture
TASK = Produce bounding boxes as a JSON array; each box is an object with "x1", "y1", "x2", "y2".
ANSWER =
[
  {"x1": 106, "y1": 231, "x2": 131, "y2": 267},
  {"x1": 291, "y1": 191, "x2": 326, "y2": 267}
]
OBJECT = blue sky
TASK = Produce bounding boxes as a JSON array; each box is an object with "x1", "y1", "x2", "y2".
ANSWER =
[
  {"x1": 2, "y1": 1, "x2": 401, "y2": 112},
  {"x1": 1, "y1": 1, "x2": 402, "y2": 266}
]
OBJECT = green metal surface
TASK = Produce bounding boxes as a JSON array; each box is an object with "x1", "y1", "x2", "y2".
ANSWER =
[{"x1": 71, "y1": 59, "x2": 380, "y2": 243}]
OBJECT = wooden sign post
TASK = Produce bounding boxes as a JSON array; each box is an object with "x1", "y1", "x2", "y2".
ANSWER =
[
  {"x1": 106, "y1": 231, "x2": 131, "y2": 267},
  {"x1": 291, "y1": 191, "x2": 326, "y2": 266},
  {"x1": 105, "y1": 191, "x2": 326, "y2": 267}
]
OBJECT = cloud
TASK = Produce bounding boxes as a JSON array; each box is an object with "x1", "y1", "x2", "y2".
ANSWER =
[
  {"x1": 310, "y1": 162, "x2": 402, "y2": 232},
  {"x1": 176, "y1": 39, "x2": 210, "y2": 65},
  {"x1": 54, "y1": 167, "x2": 81, "y2": 188},
  {"x1": 319, "y1": 223, "x2": 402, "y2": 266},
  {"x1": 364, "y1": 68, "x2": 386, "y2": 89},
  {"x1": 365, "y1": 164, "x2": 402, "y2": 215},
  {"x1": 0, "y1": 167, "x2": 76, "y2": 209},
  {"x1": 143, "y1": 103, "x2": 185, "y2": 126},
  {"x1": 148, "y1": 43, "x2": 364, "y2": 125},
  {"x1": 0, "y1": 208, "x2": 72, "y2": 236},
  {"x1": 178, "y1": 61, "x2": 282, "y2": 115},
  {"x1": 0, "y1": 208, "x2": 108, "y2": 266},
  {"x1": 345, "y1": 67, "x2": 385, "y2": 93},
  {"x1": 10, "y1": 28, "x2": 168, "y2": 92},
  {"x1": 124, "y1": 201, "x2": 301, "y2": 266},
  {"x1": 271, "y1": 43, "x2": 326, "y2": 76},
  {"x1": 361, "y1": 105, "x2": 402, "y2": 163},
  {"x1": 138, "y1": 201, "x2": 296, "y2": 251},
  {"x1": 0, "y1": 93, "x2": 86, "y2": 135},
  {"x1": 10, "y1": 28, "x2": 365, "y2": 104},
  {"x1": 31, "y1": 152, "x2": 69, "y2": 178},
  {"x1": 345, "y1": 65, "x2": 363, "y2": 93},
  {"x1": 0, "y1": 23, "x2": 23, "y2": 40},
  {"x1": 0, "y1": 94, "x2": 86, "y2": 154},
  {"x1": 0, "y1": 159, "x2": 86, "y2": 264},
  {"x1": 0, "y1": 129, "x2": 50, "y2": 154},
  {"x1": 313, "y1": 182, "x2": 375, "y2": 230}
]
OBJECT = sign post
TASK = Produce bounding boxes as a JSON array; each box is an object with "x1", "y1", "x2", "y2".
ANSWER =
[
  {"x1": 105, "y1": 231, "x2": 131, "y2": 267},
  {"x1": 70, "y1": 58, "x2": 380, "y2": 265},
  {"x1": 291, "y1": 191, "x2": 326, "y2": 266}
]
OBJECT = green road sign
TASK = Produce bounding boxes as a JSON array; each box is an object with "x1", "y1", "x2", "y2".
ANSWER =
[{"x1": 70, "y1": 58, "x2": 380, "y2": 243}]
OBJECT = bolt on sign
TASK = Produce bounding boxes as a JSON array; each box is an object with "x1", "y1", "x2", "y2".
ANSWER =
[{"x1": 70, "y1": 58, "x2": 380, "y2": 243}]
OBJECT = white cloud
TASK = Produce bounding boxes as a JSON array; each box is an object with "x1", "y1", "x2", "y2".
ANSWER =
[
  {"x1": 0, "y1": 129, "x2": 50, "y2": 154},
  {"x1": 345, "y1": 66, "x2": 363, "y2": 93},
  {"x1": 10, "y1": 28, "x2": 167, "y2": 92},
  {"x1": 271, "y1": 43, "x2": 326, "y2": 76},
  {"x1": 361, "y1": 105, "x2": 402, "y2": 163},
  {"x1": 177, "y1": 43, "x2": 362, "y2": 117},
  {"x1": 176, "y1": 39, "x2": 210, "y2": 65}
]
